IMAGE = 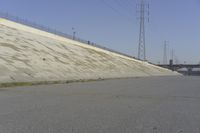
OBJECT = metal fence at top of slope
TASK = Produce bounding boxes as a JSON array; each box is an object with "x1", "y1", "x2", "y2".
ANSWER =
[{"x1": 0, "y1": 12, "x2": 138, "y2": 60}]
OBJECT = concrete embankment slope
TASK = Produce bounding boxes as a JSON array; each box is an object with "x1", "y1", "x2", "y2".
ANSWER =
[{"x1": 0, "y1": 18, "x2": 179, "y2": 83}]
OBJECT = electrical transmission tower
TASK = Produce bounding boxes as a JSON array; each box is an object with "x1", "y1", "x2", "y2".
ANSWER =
[
  {"x1": 163, "y1": 41, "x2": 168, "y2": 64},
  {"x1": 170, "y1": 49, "x2": 174, "y2": 61},
  {"x1": 137, "y1": 0, "x2": 149, "y2": 61}
]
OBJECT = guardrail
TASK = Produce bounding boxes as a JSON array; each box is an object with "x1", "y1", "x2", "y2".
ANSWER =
[{"x1": 0, "y1": 12, "x2": 138, "y2": 60}]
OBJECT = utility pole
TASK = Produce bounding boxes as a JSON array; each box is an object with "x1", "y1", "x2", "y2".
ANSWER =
[
  {"x1": 137, "y1": 0, "x2": 149, "y2": 61},
  {"x1": 170, "y1": 49, "x2": 174, "y2": 61},
  {"x1": 163, "y1": 41, "x2": 168, "y2": 64},
  {"x1": 72, "y1": 27, "x2": 76, "y2": 40}
]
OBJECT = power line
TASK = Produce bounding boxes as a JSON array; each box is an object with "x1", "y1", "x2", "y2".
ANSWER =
[
  {"x1": 98, "y1": 0, "x2": 134, "y2": 23},
  {"x1": 114, "y1": 0, "x2": 135, "y2": 15},
  {"x1": 126, "y1": 0, "x2": 135, "y2": 5}
]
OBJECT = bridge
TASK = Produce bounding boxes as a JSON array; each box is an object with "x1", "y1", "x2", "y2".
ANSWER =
[{"x1": 157, "y1": 60, "x2": 200, "y2": 75}]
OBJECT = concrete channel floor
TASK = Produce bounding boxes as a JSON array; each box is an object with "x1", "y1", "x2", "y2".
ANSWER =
[{"x1": 0, "y1": 76, "x2": 200, "y2": 133}]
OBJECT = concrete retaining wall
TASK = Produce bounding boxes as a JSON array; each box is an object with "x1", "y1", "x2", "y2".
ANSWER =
[{"x1": 0, "y1": 18, "x2": 179, "y2": 83}]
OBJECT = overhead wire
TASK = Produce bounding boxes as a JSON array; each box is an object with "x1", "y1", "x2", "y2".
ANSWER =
[
  {"x1": 114, "y1": 0, "x2": 135, "y2": 15},
  {"x1": 98, "y1": 0, "x2": 135, "y2": 23}
]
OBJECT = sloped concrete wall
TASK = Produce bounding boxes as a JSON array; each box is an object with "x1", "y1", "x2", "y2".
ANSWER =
[{"x1": 0, "y1": 18, "x2": 179, "y2": 83}]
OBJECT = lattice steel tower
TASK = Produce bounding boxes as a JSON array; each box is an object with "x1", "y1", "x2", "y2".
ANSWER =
[
  {"x1": 137, "y1": 0, "x2": 149, "y2": 61},
  {"x1": 163, "y1": 41, "x2": 168, "y2": 64}
]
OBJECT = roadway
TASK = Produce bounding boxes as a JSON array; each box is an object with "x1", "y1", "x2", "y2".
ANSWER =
[{"x1": 0, "y1": 76, "x2": 200, "y2": 133}]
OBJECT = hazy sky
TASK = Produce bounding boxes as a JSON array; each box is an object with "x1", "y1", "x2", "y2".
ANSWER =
[{"x1": 0, "y1": 0, "x2": 200, "y2": 64}]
